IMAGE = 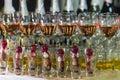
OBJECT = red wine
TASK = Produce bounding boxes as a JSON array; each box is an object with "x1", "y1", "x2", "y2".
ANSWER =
[
  {"x1": 78, "y1": 24, "x2": 97, "y2": 39},
  {"x1": 58, "y1": 24, "x2": 77, "y2": 37},
  {"x1": 100, "y1": 25, "x2": 118, "y2": 38}
]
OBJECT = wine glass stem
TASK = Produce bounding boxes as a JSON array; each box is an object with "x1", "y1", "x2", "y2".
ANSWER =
[{"x1": 87, "y1": 39, "x2": 91, "y2": 48}]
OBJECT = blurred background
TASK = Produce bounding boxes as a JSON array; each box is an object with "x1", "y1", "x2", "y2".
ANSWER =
[{"x1": 0, "y1": 0, "x2": 120, "y2": 14}]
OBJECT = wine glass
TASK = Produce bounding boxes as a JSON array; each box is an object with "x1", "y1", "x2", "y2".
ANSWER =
[
  {"x1": 78, "y1": 12, "x2": 98, "y2": 77},
  {"x1": 78, "y1": 12, "x2": 98, "y2": 46},
  {"x1": 99, "y1": 13, "x2": 119, "y2": 70},
  {"x1": 58, "y1": 13, "x2": 77, "y2": 38},
  {"x1": 57, "y1": 13, "x2": 77, "y2": 78},
  {"x1": 1, "y1": 13, "x2": 21, "y2": 74},
  {"x1": 38, "y1": 13, "x2": 58, "y2": 78},
  {"x1": 19, "y1": 12, "x2": 37, "y2": 47},
  {"x1": 38, "y1": 13, "x2": 58, "y2": 45},
  {"x1": 1, "y1": 13, "x2": 21, "y2": 49},
  {"x1": 99, "y1": 13, "x2": 119, "y2": 39}
]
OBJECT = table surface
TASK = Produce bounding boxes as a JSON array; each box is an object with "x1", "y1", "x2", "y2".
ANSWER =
[{"x1": 0, "y1": 71, "x2": 120, "y2": 80}]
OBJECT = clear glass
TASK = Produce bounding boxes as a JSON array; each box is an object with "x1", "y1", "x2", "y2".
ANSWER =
[
  {"x1": 27, "y1": 48, "x2": 37, "y2": 76},
  {"x1": 57, "y1": 13, "x2": 78, "y2": 78},
  {"x1": 22, "y1": 47, "x2": 28, "y2": 75},
  {"x1": 56, "y1": 52, "x2": 66, "y2": 78},
  {"x1": 50, "y1": 47, "x2": 57, "y2": 78},
  {"x1": 70, "y1": 51, "x2": 80, "y2": 79},
  {"x1": 36, "y1": 47, "x2": 42, "y2": 77},
  {"x1": 0, "y1": 42, "x2": 7, "y2": 75},
  {"x1": 98, "y1": 13, "x2": 119, "y2": 71},
  {"x1": 78, "y1": 12, "x2": 98, "y2": 77},
  {"x1": 42, "y1": 50, "x2": 51, "y2": 78},
  {"x1": 7, "y1": 49, "x2": 14, "y2": 74},
  {"x1": 38, "y1": 13, "x2": 58, "y2": 44},
  {"x1": 13, "y1": 50, "x2": 23, "y2": 75}
]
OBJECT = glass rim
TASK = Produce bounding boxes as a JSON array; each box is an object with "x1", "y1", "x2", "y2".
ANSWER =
[{"x1": 99, "y1": 13, "x2": 119, "y2": 17}]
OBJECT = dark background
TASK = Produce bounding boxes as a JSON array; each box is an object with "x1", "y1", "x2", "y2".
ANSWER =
[
  {"x1": 0, "y1": 0, "x2": 120, "y2": 14},
  {"x1": 0, "y1": 0, "x2": 51, "y2": 12}
]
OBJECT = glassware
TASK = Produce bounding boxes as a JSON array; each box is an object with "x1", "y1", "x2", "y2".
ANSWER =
[
  {"x1": 98, "y1": 13, "x2": 119, "y2": 71},
  {"x1": 71, "y1": 45, "x2": 80, "y2": 79},
  {"x1": 58, "y1": 13, "x2": 77, "y2": 78},
  {"x1": 22, "y1": 47, "x2": 28, "y2": 75},
  {"x1": 58, "y1": 13, "x2": 77, "y2": 38},
  {"x1": 14, "y1": 46, "x2": 22, "y2": 75},
  {"x1": 0, "y1": 40, "x2": 7, "y2": 75},
  {"x1": 41, "y1": 44, "x2": 51, "y2": 78},
  {"x1": 99, "y1": 13, "x2": 119, "y2": 39},
  {"x1": 2, "y1": 13, "x2": 21, "y2": 38},
  {"x1": 28, "y1": 44, "x2": 37, "y2": 76},
  {"x1": 78, "y1": 12, "x2": 98, "y2": 46},
  {"x1": 113, "y1": 48, "x2": 120, "y2": 71},
  {"x1": 7, "y1": 48, "x2": 14, "y2": 73},
  {"x1": 95, "y1": 39, "x2": 108, "y2": 70},
  {"x1": 85, "y1": 48, "x2": 94, "y2": 77},
  {"x1": 19, "y1": 13, "x2": 37, "y2": 47},
  {"x1": 112, "y1": 15, "x2": 120, "y2": 71},
  {"x1": 50, "y1": 46, "x2": 57, "y2": 78},
  {"x1": 78, "y1": 12, "x2": 98, "y2": 78},
  {"x1": 56, "y1": 49, "x2": 66, "y2": 78},
  {"x1": 36, "y1": 46, "x2": 42, "y2": 77},
  {"x1": 1, "y1": 13, "x2": 21, "y2": 51},
  {"x1": 38, "y1": 13, "x2": 58, "y2": 44}
]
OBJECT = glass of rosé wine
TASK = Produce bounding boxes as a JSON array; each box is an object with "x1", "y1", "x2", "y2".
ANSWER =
[
  {"x1": 37, "y1": 13, "x2": 58, "y2": 45},
  {"x1": 57, "y1": 13, "x2": 78, "y2": 78},
  {"x1": 77, "y1": 12, "x2": 98, "y2": 48},
  {"x1": 98, "y1": 13, "x2": 119, "y2": 71},
  {"x1": 19, "y1": 12, "x2": 37, "y2": 47},
  {"x1": 77, "y1": 12, "x2": 98, "y2": 78},
  {"x1": 57, "y1": 13, "x2": 77, "y2": 41},
  {"x1": 99, "y1": 13, "x2": 119, "y2": 52}
]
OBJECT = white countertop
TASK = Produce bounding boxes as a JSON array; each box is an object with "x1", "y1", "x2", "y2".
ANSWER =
[{"x1": 0, "y1": 74, "x2": 45, "y2": 80}]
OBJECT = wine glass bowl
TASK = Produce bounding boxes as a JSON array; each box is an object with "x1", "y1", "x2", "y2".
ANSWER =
[
  {"x1": 58, "y1": 13, "x2": 77, "y2": 38},
  {"x1": 2, "y1": 13, "x2": 21, "y2": 36},
  {"x1": 39, "y1": 13, "x2": 58, "y2": 37},
  {"x1": 99, "y1": 13, "x2": 119, "y2": 39},
  {"x1": 20, "y1": 14, "x2": 37, "y2": 36},
  {"x1": 39, "y1": 23, "x2": 57, "y2": 37},
  {"x1": 78, "y1": 12, "x2": 98, "y2": 39}
]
